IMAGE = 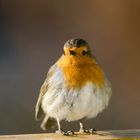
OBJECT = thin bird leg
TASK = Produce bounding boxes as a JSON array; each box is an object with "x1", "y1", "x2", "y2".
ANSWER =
[
  {"x1": 40, "y1": 115, "x2": 49, "y2": 130},
  {"x1": 56, "y1": 118, "x2": 67, "y2": 135},
  {"x1": 56, "y1": 118, "x2": 62, "y2": 132},
  {"x1": 56, "y1": 118, "x2": 75, "y2": 136},
  {"x1": 79, "y1": 121, "x2": 86, "y2": 133},
  {"x1": 79, "y1": 121, "x2": 96, "y2": 134},
  {"x1": 79, "y1": 121, "x2": 91, "y2": 133}
]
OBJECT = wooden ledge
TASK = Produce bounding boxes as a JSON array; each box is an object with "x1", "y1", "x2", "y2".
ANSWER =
[{"x1": 0, "y1": 129, "x2": 140, "y2": 140}]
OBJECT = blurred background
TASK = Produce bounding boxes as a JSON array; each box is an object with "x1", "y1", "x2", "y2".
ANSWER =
[{"x1": 0, "y1": 0, "x2": 140, "y2": 135}]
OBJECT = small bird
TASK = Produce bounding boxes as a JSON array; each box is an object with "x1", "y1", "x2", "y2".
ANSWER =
[{"x1": 35, "y1": 38, "x2": 112, "y2": 135}]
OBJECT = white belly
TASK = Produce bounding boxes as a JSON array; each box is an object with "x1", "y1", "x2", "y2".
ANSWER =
[{"x1": 42, "y1": 81, "x2": 111, "y2": 122}]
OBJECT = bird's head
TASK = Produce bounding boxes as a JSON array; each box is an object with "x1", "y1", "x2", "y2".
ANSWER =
[{"x1": 63, "y1": 38, "x2": 92, "y2": 57}]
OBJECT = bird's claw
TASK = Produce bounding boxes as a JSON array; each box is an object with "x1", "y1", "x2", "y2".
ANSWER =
[
  {"x1": 56, "y1": 129, "x2": 75, "y2": 136},
  {"x1": 79, "y1": 128, "x2": 96, "y2": 134},
  {"x1": 64, "y1": 130, "x2": 75, "y2": 136},
  {"x1": 89, "y1": 128, "x2": 96, "y2": 134}
]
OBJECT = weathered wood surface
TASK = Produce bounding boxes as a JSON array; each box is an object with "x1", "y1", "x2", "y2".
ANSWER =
[{"x1": 0, "y1": 129, "x2": 140, "y2": 140}]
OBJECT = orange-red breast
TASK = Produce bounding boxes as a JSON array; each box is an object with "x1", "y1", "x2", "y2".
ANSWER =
[{"x1": 35, "y1": 39, "x2": 112, "y2": 135}]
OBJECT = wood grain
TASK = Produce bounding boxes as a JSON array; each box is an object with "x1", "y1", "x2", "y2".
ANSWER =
[{"x1": 0, "y1": 129, "x2": 140, "y2": 140}]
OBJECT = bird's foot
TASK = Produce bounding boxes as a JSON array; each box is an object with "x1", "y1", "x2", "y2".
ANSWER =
[
  {"x1": 56, "y1": 129, "x2": 75, "y2": 136},
  {"x1": 79, "y1": 128, "x2": 96, "y2": 134}
]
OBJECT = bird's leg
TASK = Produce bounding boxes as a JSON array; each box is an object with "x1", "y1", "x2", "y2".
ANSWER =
[
  {"x1": 79, "y1": 121, "x2": 96, "y2": 134},
  {"x1": 56, "y1": 118, "x2": 64, "y2": 134},
  {"x1": 40, "y1": 115, "x2": 49, "y2": 130},
  {"x1": 79, "y1": 121, "x2": 86, "y2": 133},
  {"x1": 56, "y1": 118, "x2": 75, "y2": 136}
]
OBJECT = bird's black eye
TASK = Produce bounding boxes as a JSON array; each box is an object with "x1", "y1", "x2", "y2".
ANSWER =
[{"x1": 82, "y1": 50, "x2": 87, "y2": 55}]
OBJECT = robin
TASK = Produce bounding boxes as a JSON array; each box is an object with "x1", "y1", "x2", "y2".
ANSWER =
[{"x1": 35, "y1": 38, "x2": 112, "y2": 135}]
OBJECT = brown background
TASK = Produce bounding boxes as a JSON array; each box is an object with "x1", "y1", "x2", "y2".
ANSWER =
[{"x1": 0, "y1": 0, "x2": 140, "y2": 135}]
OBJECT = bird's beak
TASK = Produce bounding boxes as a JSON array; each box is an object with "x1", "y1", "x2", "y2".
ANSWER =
[{"x1": 69, "y1": 50, "x2": 76, "y2": 56}]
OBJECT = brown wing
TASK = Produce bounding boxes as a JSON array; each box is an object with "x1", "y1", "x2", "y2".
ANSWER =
[{"x1": 35, "y1": 64, "x2": 56, "y2": 120}]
